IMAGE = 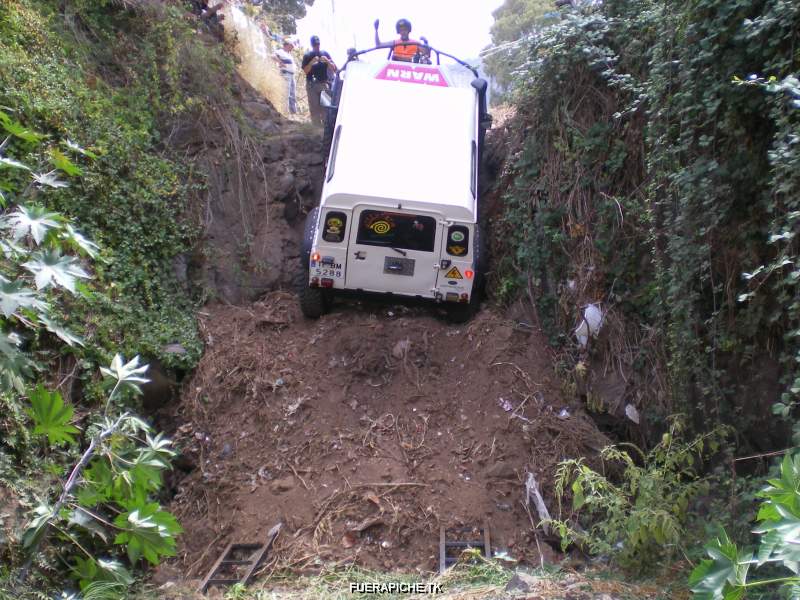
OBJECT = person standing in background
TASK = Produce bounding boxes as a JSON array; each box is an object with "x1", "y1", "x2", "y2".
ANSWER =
[
  {"x1": 274, "y1": 37, "x2": 298, "y2": 114},
  {"x1": 302, "y1": 35, "x2": 337, "y2": 125}
]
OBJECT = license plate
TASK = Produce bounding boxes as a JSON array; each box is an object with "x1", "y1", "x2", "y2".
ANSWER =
[{"x1": 313, "y1": 267, "x2": 343, "y2": 278}]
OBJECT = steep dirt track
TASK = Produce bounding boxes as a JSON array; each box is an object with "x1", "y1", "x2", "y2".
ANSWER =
[{"x1": 163, "y1": 293, "x2": 610, "y2": 580}]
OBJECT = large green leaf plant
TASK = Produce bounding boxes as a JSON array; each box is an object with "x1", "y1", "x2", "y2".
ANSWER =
[
  {"x1": 691, "y1": 453, "x2": 800, "y2": 599},
  {"x1": 19, "y1": 354, "x2": 181, "y2": 590},
  {"x1": 0, "y1": 110, "x2": 97, "y2": 392},
  {"x1": 1, "y1": 113, "x2": 182, "y2": 592}
]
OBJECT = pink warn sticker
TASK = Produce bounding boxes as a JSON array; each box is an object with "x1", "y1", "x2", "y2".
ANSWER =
[{"x1": 376, "y1": 64, "x2": 448, "y2": 87}]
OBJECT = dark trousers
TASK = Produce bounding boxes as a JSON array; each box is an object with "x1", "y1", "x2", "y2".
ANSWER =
[{"x1": 306, "y1": 80, "x2": 329, "y2": 125}]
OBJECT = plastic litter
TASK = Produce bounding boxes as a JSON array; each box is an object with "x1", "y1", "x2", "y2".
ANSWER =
[
  {"x1": 625, "y1": 403, "x2": 640, "y2": 424},
  {"x1": 574, "y1": 303, "x2": 604, "y2": 347}
]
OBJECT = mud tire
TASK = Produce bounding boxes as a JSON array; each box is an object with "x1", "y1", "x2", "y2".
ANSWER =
[
  {"x1": 444, "y1": 225, "x2": 488, "y2": 324},
  {"x1": 446, "y1": 302, "x2": 473, "y2": 324},
  {"x1": 299, "y1": 276, "x2": 329, "y2": 319},
  {"x1": 300, "y1": 206, "x2": 320, "y2": 267}
]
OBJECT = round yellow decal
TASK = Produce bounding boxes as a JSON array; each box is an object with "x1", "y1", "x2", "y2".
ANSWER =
[{"x1": 371, "y1": 220, "x2": 392, "y2": 235}]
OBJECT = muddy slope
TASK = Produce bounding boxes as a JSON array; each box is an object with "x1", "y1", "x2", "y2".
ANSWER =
[{"x1": 164, "y1": 294, "x2": 610, "y2": 578}]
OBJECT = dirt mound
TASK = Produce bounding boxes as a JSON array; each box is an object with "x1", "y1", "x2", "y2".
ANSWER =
[{"x1": 164, "y1": 293, "x2": 610, "y2": 579}]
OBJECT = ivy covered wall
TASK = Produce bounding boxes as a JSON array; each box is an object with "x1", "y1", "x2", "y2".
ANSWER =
[{"x1": 495, "y1": 0, "x2": 799, "y2": 444}]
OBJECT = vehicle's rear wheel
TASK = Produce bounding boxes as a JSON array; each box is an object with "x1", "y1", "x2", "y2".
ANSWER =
[
  {"x1": 300, "y1": 206, "x2": 320, "y2": 267},
  {"x1": 446, "y1": 293, "x2": 480, "y2": 323},
  {"x1": 446, "y1": 302, "x2": 472, "y2": 323},
  {"x1": 298, "y1": 273, "x2": 330, "y2": 319}
]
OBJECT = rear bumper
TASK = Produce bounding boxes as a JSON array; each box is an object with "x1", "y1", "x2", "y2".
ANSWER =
[{"x1": 305, "y1": 285, "x2": 470, "y2": 304}]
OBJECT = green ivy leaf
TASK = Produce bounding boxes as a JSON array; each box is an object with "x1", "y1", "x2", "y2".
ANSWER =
[
  {"x1": 113, "y1": 504, "x2": 181, "y2": 565},
  {"x1": 50, "y1": 148, "x2": 82, "y2": 176},
  {"x1": 26, "y1": 384, "x2": 79, "y2": 445},
  {"x1": 37, "y1": 314, "x2": 84, "y2": 347},
  {"x1": 77, "y1": 458, "x2": 114, "y2": 507},
  {"x1": 64, "y1": 139, "x2": 98, "y2": 160},
  {"x1": 572, "y1": 479, "x2": 585, "y2": 510},
  {"x1": 32, "y1": 170, "x2": 69, "y2": 189},
  {"x1": 143, "y1": 432, "x2": 176, "y2": 464},
  {"x1": 100, "y1": 354, "x2": 150, "y2": 395},
  {"x1": 61, "y1": 223, "x2": 100, "y2": 259},
  {"x1": 0, "y1": 156, "x2": 31, "y2": 171},
  {"x1": 689, "y1": 530, "x2": 749, "y2": 600},
  {"x1": 72, "y1": 556, "x2": 132, "y2": 590},
  {"x1": 0, "y1": 278, "x2": 48, "y2": 318},
  {"x1": 0, "y1": 112, "x2": 44, "y2": 143},
  {"x1": 118, "y1": 460, "x2": 164, "y2": 506},
  {"x1": 23, "y1": 249, "x2": 90, "y2": 292},
  {"x1": 67, "y1": 508, "x2": 109, "y2": 543},
  {"x1": 22, "y1": 503, "x2": 55, "y2": 549},
  {"x1": 0, "y1": 330, "x2": 36, "y2": 392},
  {"x1": 3, "y1": 204, "x2": 62, "y2": 245}
]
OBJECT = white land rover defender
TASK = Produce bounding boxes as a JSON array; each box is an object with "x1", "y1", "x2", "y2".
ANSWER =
[{"x1": 298, "y1": 44, "x2": 491, "y2": 322}]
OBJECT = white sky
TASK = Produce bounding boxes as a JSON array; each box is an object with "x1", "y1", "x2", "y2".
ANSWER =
[{"x1": 296, "y1": 0, "x2": 504, "y2": 66}]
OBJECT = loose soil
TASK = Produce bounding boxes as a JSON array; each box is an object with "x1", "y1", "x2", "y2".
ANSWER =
[{"x1": 163, "y1": 293, "x2": 611, "y2": 581}]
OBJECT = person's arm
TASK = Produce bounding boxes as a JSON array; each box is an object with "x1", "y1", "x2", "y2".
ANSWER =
[
  {"x1": 373, "y1": 19, "x2": 381, "y2": 46},
  {"x1": 302, "y1": 53, "x2": 318, "y2": 75},
  {"x1": 321, "y1": 52, "x2": 337, "y2": 73}
]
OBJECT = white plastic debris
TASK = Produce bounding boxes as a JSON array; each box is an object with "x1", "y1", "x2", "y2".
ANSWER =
[
  {"x1": 558, "y1": 408, "x2": 570, "y2": 419},
  {"x1": 625, "y1": 404, "x2": 640, "y2": 424},
  {"x1": 525, "y1": 472, "x2": 552, "y2": 535},
  {"x1": 574, "y1": 303, "x2": 604, "y2": 347},
  {"x1": 492, "y1": 551, "x2": 517, "y2": 563},
  {"x1": 498, "y1": 397, "x2": 513, "y2": 412}
]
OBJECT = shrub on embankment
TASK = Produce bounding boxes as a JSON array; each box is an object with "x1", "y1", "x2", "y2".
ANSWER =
[
  {"x1": 0, "y1": 0, "x2": 219, "y2": 374},
  {"x1": 494, "y1": 0, "x2": 799, "y2": 450},
  {"x1": 0, "y1": 0, "x2": 244, "y2": 594}
]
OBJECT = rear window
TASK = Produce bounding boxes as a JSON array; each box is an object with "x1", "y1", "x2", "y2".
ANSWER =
[
  {"x1": 446, "y1": 225, "x2": 470, "y2": 257},
  {"x1": 322, "y1": 211, "x2": 347, "y2": 243},
  {"x1": 356, "y1": 211, "x2": 436, "y2": 252}
]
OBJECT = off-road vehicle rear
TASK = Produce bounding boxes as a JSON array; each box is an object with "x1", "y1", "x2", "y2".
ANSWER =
[{"x1": 299, "y1": 45, "x2": 491, "y2": 322}]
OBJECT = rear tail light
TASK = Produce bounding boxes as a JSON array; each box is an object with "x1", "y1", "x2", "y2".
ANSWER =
[
  {"x1": 460, "y1": 293, "x2": 469, "y2": 303},
  {"x1": 464, "y1": 269, "x2": 474, "y2": 279},
  {"x1": 321, "y1": 278, "x2": 334, "y2": 288},
  {"x1": 310, "y1": 252, "x2": 321, "y2": 263},
  {"x1": 310, "y1": 276, "x2": 320, "y2": 288}
]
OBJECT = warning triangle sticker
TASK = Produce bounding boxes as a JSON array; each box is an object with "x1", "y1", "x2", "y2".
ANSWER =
[{"x1": 445, "y1": 266, "x2": 463, "y2": 279}]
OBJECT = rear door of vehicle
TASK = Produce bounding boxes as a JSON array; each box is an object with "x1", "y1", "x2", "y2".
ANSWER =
[
  {"x1": 345, "y1": 206, "x2": 441, "y2": 297},
  {"x1": 435, "y1": 223, "x2": 475, "y2": 298}
]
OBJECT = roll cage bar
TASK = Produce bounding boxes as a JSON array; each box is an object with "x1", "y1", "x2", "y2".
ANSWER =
[{"x1": 341, "y1": 42, "x2": 480, "y2": 78}]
